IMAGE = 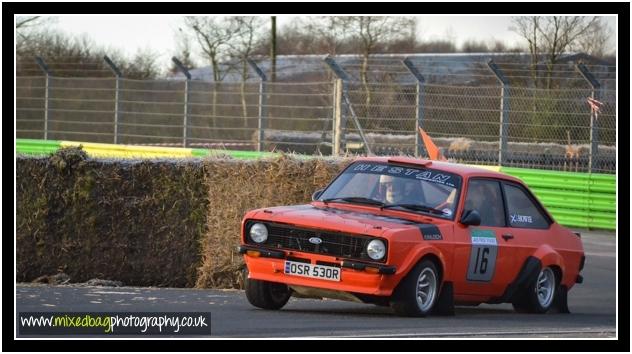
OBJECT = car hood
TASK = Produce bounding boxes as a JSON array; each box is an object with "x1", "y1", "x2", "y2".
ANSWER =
[{"x1": 251, "y1": 204, "x2": 437, "y2": 237}]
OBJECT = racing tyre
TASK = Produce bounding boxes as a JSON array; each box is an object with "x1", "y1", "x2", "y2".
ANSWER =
[
  {"x1": 513, "y1": 266, "x2": 557, "y2": 314},
  {"x1": 391, "y1": 260, "x2": 440, "y2": 317},
  {"x1": 244, "y1": 270, "x2": 292, "y2": 310}
]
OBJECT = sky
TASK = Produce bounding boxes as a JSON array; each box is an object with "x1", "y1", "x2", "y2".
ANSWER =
[{"x1": 26, "y1": 15, "x2": 617, "y2": 72}]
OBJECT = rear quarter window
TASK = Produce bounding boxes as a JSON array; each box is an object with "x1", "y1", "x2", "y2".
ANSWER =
[{"x1": 503, "y1": 183, "x2": 551, "y2": 229}]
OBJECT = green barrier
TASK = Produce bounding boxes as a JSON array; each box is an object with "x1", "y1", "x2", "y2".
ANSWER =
[
  {"x1": 501, "y1": 168, "x2": 615, "y2": 194},
  {"x1": 500, "y1": 167, "x2": 616, "y2": 230},
  {"x1": 16, "y1": 139, "x2": 62, "y2": 155},
  {"x1": 16, "y1": 139, "x2": 280, "y2": 160},
  {"x1": 529, "y1": 189, "x2": 615, "y2": 213},
  {"x1": 529, "y1": 188, "x2": 615, "y2": 203},
  {"x1": 202, "y1": 149, "x2": 280, "y2": 160},
  {"x1": 191, "y1": 148, "x2": 210, "y2": 157},
  {"x1": 552, "y1": 215, "x2": 614, "y2": 230},
  {"x1": 533, "y1": 198, "x2": 613, "y2": 213}
]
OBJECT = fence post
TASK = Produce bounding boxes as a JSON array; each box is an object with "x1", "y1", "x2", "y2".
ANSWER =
[
  {"x1": 324, "y1": 55, "x2": 372, "y2": 155},
  {"x1": 324, "y1": 56, "x2": 349, "y2": 155},
  {"x1": 402, "y1": 58, "x2": 426, "y2": 158},
  {"x1": 333, "y1": 79, "x2": 343, "y2": 155},
  {"x1": 330, "y1": 79, "x2": 337, "y2": 154},
  {"x1": 35, "y1": 56, "x2": 51, "y2": 140},
  {"x1": 172, "y1": 57, "x2": 191, "y2": 147},
  {"x1": 104, "y1": 56, "x2": 122, "y2": 144},
  {"x1": 486, "y1": 59, "x2": 510, "y2": 166},
  {"x1": 247, "y1": 59, "x2": 268, "y2": 152},
  {"x1": 576, "y1": 64, "x2": 601, "y2": 173}
]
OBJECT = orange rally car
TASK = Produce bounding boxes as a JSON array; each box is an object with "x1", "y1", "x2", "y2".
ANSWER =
[{"x1": 239, "y1": 156, "x2": 585, "y2": 317}]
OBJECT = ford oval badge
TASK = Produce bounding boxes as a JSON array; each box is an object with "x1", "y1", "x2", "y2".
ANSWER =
[{"x1": 308, "y1": 237, "x2": 323, "y2": 245}]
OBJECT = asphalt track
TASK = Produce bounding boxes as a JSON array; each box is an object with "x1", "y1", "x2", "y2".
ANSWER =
[{"x1": 15, "y1": 229, "x2": 616, "y2": 338}]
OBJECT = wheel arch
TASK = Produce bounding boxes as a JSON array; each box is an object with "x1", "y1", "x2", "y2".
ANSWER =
[
  {"x1": 418, "y1": 253, "x2": 444, "y2": 283},
  {"x1": 394, "y1": 246, "x2": 447, "y2": 291},
  {"x1": 532, "y1": 244, "x2": 566, "y2": 284},
  {"x1": 498, "y1": 248, "x2": 565, "y2": 305},
  {"x1": 389, "y1": 249, "x2": 448, "y2": 317}
]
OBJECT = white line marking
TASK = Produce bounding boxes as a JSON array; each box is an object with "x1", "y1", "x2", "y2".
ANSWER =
[
  {"x1": 584, "y1": 252, "x2": 616, "y2": 258},
  {"x1": 305, "y1": 328, "x2": 616, "y2": 338}
]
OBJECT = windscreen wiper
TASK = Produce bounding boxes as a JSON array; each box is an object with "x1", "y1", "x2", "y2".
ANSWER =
[
  {"x1": 381, "y1": 203, "x2": 445, "y2": 215},
  {"x1": 322, "y1": 197, "x2": 385, "y2": 207}
]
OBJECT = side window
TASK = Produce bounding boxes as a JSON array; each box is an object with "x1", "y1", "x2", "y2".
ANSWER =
[
  {"x1": 503, "y1": 183, "x2": 550, "y2": 229},
  {"x1": 464, "y1": 179, "x2": 505, "y2": 227}
]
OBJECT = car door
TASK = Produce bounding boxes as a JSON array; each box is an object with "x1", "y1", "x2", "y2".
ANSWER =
[
  {"x1": 452, "y1": 178, "x2": 518, "y2": 297},
  {"x1": 498, "y1": 181, "x2": 554, "y2": 271}
]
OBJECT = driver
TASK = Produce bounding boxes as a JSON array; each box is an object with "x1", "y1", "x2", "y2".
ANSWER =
[
  {"x1": 466, "y1": 182, "x2": 504, "y2": 226},
  {"x1": 379, "y1": 175, "x2": 417, "y2": 204}
]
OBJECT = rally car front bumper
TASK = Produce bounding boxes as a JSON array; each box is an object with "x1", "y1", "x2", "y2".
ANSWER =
[{"x1": 238, "y1": 245, "x2": 399, "y2": 296}]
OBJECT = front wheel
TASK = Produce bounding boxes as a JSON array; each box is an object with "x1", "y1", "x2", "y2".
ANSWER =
[
  {"x1": 244, "y1": 270, "x2": 292, "y2": 310},
  {"x1": 391, "y1": 260, "x2": 440, "y2": 317},
  {"x1": 513, "y1": 266, "x2": 556, "y2": 314}
]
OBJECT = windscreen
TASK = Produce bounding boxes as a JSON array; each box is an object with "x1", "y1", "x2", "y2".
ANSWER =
[{"x1": 319, "y1": 162, "x2": 462, "y2": 219}]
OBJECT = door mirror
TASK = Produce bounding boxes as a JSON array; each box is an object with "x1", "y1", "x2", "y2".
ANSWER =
[
  {"x1": 461, "y1": 209, "x2": 481, "y2": 226},
  {"x1": 312, "y1": 189, "x2": 324, "y2": 201}
]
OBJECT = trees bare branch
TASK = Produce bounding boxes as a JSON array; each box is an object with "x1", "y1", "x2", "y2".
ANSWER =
[
  {"x1": 16, "y1": 16, "x2": 41, "y2": 29},
  {"x1": 226, "y1": 16, "x2": 266, "y2": 122},
  {"x1": 334, "y1": 16, "x2": 417, "y2": 117},
  {"x1": 183, "y1": 16, "x2": 238, "y2": 82},
  {"x1": 511, "y1": 16, "x2": 601, "y2": 89}
]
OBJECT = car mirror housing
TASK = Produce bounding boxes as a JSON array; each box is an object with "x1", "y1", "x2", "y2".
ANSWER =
[
  {"x1": 312, "y1": 189, "x2": 324, "y2": 201},
  {"x1": 461, "y1": 209, "x2": 481, "y2": 226}
]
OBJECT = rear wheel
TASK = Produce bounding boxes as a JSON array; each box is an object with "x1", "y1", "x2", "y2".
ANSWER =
[
  {"x1": 512, "y1": 266, "x2": 556, "y2": 314},
  {"x1": 391, "y1": 260, "x2": 440, "y2": 317},
  {"x1": 244, "y1": 270, "x2": 292, "y2": 310}
]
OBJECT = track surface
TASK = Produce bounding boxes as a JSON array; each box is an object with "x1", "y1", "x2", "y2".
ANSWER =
[{"x1": 16, "y1": 230, "x2": 616, "y2": 338}]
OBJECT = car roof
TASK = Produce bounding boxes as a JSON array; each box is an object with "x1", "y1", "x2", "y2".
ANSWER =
[{"x1": 353, "y1": 156, "x2": 524, "y2": 184}]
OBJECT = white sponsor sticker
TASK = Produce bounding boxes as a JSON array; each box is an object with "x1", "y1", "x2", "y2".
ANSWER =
[
  {"x1": 471, "y1": 236, "x2": 498, "y2": 245},
  {"x1": 511, "y1": 213, "x2": 533, "y2": 224}
]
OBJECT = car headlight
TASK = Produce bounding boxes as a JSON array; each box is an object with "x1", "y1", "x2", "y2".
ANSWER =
[
  {"x1": 367, "y1": 239, "x2": 386, "y2": 260},
  {"x1": 249, "y1": 223, "x2": 268, "y2": 243}
]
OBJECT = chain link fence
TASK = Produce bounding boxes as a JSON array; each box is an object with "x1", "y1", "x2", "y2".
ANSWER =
[{"x1": 16, "y1": 54, "x2": 616, "y2": 173}]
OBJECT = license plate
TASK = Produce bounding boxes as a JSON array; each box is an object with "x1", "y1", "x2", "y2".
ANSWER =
[{"x1": 284, "y1": 261, "x2": 341, "y2": 282}]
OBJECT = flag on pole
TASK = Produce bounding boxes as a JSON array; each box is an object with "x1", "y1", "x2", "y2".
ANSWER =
[
  {"x1": 586, "y1": 97, "x2": 603, "y2": 120},
  {"x1": 418, "y1": 127, "x2": 447, "y2": 161}
]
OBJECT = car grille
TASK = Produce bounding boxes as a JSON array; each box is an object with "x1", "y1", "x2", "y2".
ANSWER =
[{"x1": 245, "y1": 221, "x2": 385, "y2": 263}]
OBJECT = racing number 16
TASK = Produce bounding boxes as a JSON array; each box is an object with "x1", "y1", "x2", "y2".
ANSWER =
[
  {"x1": 473, "y1": 247, "x2": 489, "y2": 274},
  {"x1": 467, "y1": 234, "x2": 497, "y2": 282}
]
